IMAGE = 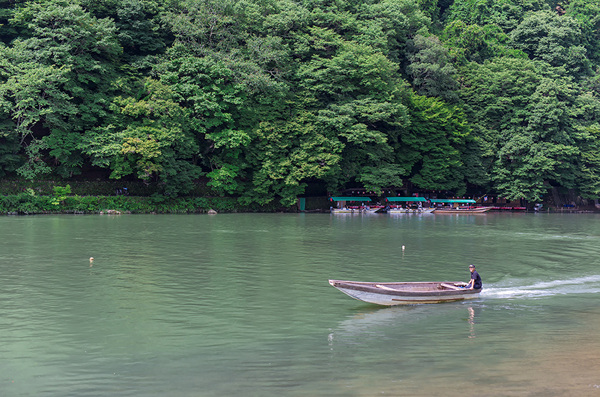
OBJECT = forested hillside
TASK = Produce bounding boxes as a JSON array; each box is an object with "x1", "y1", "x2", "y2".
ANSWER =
[{"x1": 1, "y1": 0, "x2": 600, "y2": 206}]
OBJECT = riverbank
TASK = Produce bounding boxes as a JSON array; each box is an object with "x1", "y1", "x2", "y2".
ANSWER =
[
  {"x1": 0, "y1": 181, "x2": 596, "y2": 215},
  {"x1": 2, "y1": 195, "x2": 597, "y2": 215},
  {"x1": 0, "y1": 180, "x2": 334, "y2": 214},
  {"x1": 0, "y1": 194, "x2": 295, "y2": 215}
]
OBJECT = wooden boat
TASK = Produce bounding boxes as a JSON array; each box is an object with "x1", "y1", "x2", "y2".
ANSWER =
[
  {"x1": 330, "y1": 197, "x2": 372, "y2": 213},
  {"x1": 434, "y1": 207, "x2": 491, "y2": 214},
  {"x1": 363, "y1": 206, "x2": 387, "y2": 214},
  {"x1": 328, "y1": 280, "x2": 481, "y2": 305},
  {"x1": 386, "y1": 197, "x2": 434, "y2": 214},
  {"x1": 388, "y1": 207, "x2": 435, "y2": 214},
  {"x1": 331, "y1": 208, "x2": 360, "y2": 213}
]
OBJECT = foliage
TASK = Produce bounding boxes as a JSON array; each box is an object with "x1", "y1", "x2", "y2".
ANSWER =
[
  {"x1": 510, "y1": 11, "x2": 590, "y2": 78},
  {"x1": 51, "y1": 184, "x2": 72, "y2": 207},
  {"x1": 0, "y1": 178, "x2": 216, "y2": 196},
  {"x1": 1, "y1": 0, "x2": 122, "y2": 178},
  {"x1": 242, "y1": 113, "x2": 342, "y2": 206},
  {"x1": 459, "y1": 57, "x2": 587, "y2": 202},
  {"x1": 443, "y1": 0, "x2": 548, "y2": 32},
  {"x1": 81, "y1": 78, "x2": 201, "y2": 195},
  {"x1": 407, "y1": 94, "x2": 470, "y2": 192},
  {"x1": 0, "y1": 193, "x2": 292, "y2": 214},
  {"x1": 0, "y1": 0, "x2": 599, "y2": 206},
  {"x1": 564, "y1": 0, "x2": 600, "y2": 63},
  {"x1": 442, "y1": 20, "x2": 524, "y2": 64},
  {"x1": 407, "y1": 33, "x2": 458, "y2": 101}
]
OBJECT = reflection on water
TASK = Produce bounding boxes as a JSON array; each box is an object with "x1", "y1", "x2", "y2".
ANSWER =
[
  {"x1": 1, "y1": 213, "x2": 600, "y2": 396},
  {"x1": 467, "y1": 306, "x2": 475, "y2": 339}
]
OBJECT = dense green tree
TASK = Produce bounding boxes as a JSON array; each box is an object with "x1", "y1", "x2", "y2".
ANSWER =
[
  {"x1": 573, "y1": 125, "x2": 600, "y2": 199},
  {"x1": 296, "y1": 35, "x2": 410, "y2": 193},
  {"x1": 398, "y1": 93, "x2": 471, "y2": 193},
  {"x1": 241, "y1": 113, "x2": 342, "y2": 205},
  {"x1": 510, "y1": 10, "x2": 590, "y2": 77},
  {"x1": 444, "y1": 0, "x2": 548, "y2": 32},
  {"x1": 354, "y1": 0, "x2": 431, "y2": 65},
  {"x1": 5, "y1": 0, "x2": 121, "y2": 177},
  {"x1": 442, "y1": 20, "x2": 523, "y2": 63},
  {"x1": 0, "y1": 46, "x2": 77, "y2": 178},
  {"x1": 162, "y1": 0, "x2": 260, "y2": 53},
  {"x1": 81, "y1": 78, "x2": 200, "y2": 195},
  {"x1": 154, "y1": 49, "x2": 250, "y2": 193},
  {"x1": 407, "y1": 33, "x2": 458, "y2": 101},
  {"x1": 80, "y1": 0, "x2": 168, "y2": 58},
  {"x1": 563, "y1": 0, "x2": 600, "y2": 63},
  {"x1": 99, "y1": 0, "x2": 168, "y2": 70},
  {"x1": 458, "y1": 57, "x2": 596, "y2": 202}
]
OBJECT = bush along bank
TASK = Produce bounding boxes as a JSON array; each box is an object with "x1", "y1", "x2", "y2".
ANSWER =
[{"x1": 0, "y1": 189, "x2": 293, "y2": 215}]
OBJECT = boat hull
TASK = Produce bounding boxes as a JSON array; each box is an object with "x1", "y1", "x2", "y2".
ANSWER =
[
  {"x1": 388, "y1": 208, "x2": 435, "y2": 214},
  {"x1": 329, "y1": 280, "x2": 481, "y2": 305},
  {"x1": 434, "y1": 207, "x2": 491, "y2": 214},
  {"x1": 331, "y1": 208, "x2": 368, "y2": 213}
]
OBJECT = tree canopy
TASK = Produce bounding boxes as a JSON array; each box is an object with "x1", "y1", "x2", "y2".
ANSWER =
[{"x1": 1, "y1": 0, "x2": 600, "y2": 205}]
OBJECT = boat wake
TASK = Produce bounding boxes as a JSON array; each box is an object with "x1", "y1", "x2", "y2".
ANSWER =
[{"x1": 482, "y1": 275, "x2": 600, "y2": 299}]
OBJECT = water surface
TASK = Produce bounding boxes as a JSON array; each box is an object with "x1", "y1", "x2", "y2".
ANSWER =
[{"x1": 1, "y1": 213, "x2": 600, "y2": 396}]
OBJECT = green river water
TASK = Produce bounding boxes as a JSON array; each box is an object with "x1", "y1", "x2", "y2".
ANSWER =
[{"x1": 1, "y1": 213, "x2": 600, "y2": 396}]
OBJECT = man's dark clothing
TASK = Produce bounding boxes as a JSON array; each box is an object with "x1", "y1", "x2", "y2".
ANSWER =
[{"x1": 471, "y1": 270, "x2": 482, "y2": 289}]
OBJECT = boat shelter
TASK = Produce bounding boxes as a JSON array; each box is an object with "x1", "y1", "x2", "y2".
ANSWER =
[
  {"x1": 330, "y1": 197, "x2": 371, "y2": 208},
  {"x1": 430, "y1": 199, "x2": 476, "y2": 208},
  {"x1": 386, "y1": 197, "x2": 427, "y2": 209},
  {"x1": 385, "y1": 197, "x2": 427, "y2": 202}
]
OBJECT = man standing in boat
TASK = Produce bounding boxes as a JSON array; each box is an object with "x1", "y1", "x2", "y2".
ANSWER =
[{"x1": 466, "y1": 264, "x2": 482, "y2": 290}]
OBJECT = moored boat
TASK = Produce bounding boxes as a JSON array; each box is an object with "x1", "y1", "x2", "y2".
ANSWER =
[
  {"x1": 330, "y1": 197, "x2": 372, "y2": 213},
  {"x1": 430, "y1": 198, "x2": 491, "y2": 214},
  {"x1": 328, "y1": 280, "x2": 481, "y2": 305},
  {"x1": 386, "y1": 197, "x2": 435, "y2": 214},
  {"x1": 434, "y1": 207, "x2": 491, "y2": 213},
  {"x1": 388, "y1": 207, "x2": 435, "y2": 214},
  {"x1": 330, "y1": 208, "x2": 357, "y2": 213}
]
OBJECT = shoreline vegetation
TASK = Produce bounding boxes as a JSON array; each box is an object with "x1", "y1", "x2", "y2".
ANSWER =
[
  {"x1": 0, "y1": 180, "x2": 314, "y2": 214},
  {"x1": 0, "y1": 195, "x2": 297, "y2": 215},
  {"x1": 1, "y1": 181, "x2": 597, "y2": 215},
  {"x1": 0, "y1": 181, "x2": 295, "y2": 215},
  {"x1": 2, "y1": 196, "x2": 597, "y2": 215}
]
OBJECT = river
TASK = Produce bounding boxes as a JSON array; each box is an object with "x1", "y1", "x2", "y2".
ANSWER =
[{"x1": 1, "y1": 213, "x2": 600, "y2": 396}]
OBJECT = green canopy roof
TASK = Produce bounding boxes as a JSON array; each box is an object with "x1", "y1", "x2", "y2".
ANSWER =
[
  {"x1": 430, "y1": 199, "x2": 476, "y2": 203},
  {"x1": 386, "y1": 197, "x2": 427, "y2": 202},
  {"x1": 330, "y1": 197, "x2": 372, "y2": 202}
]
